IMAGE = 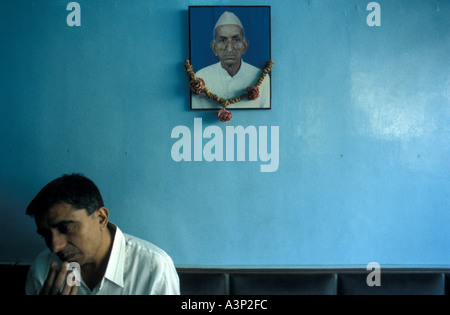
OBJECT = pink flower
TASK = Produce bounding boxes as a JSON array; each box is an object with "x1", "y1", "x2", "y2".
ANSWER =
[
  {"x1": 246, "y1": 86, "x2": 260, "y2": 100},
  {"x1": 217, "y1": 108, "x2": 232, "y2": 122},
  {"x1": 189, "y1": 78, "x2": 205, "y2": 95}
]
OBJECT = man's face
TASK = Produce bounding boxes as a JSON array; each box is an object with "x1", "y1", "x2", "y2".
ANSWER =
[
  {"x1": 211, "y1": 24, "x2": 249, "y2": 68},
  {"x1": 35, "y1": 202, "x2": 106, "y2": 266}
]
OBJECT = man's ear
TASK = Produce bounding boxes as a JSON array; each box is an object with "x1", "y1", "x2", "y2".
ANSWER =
[
  {"x1": 243, "y1": 39, "x2": 249, "y2": 55},
  {"x1": 96, "y1": 207, "x2": 109, "y2": 229},
  {"x1": 210, "y1": 40, "x2": 218, "y2": 56}
]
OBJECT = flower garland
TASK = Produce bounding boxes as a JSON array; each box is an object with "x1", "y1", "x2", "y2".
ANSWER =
[{"x1": 184, "y1": 59, "x2": 274, "y2": 122}]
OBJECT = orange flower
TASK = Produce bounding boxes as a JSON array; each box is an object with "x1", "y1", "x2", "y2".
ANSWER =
[
  {"x1": 217, "y1": 108, "x2": 232, "y2": 122},
  {"x1": 246, "y1": 86, "x2": 260, "y2": 100},
  {"x1": 189, "y1": 78, "x2": 205, "y2": 95}
]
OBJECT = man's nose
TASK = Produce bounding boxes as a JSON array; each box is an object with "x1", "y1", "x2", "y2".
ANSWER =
[
  {"x1": 49, "y1": 231, "x2": 67, "y2": 253},
  {"x1": 225, "y1": 40, "x2": 233, "y2": 51}
]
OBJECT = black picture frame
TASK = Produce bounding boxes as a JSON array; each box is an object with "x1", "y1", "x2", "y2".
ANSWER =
[{"x1": 188, "y1": 6, "x2": 272, "y2": 110}]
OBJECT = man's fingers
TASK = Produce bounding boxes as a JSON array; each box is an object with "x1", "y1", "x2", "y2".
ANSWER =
[
  {"x1": 69, "y1": 282, "x2": 79, "y2": 295},
  {"x1": 50, "y1": 262, "x2": 69, "y2": 295},
  {"x1": 61, "y1": 272, "x2": 79, "y2": 295},
  {"x1": 40, "y1": 262, "x2": 58, "y2": 295},
  {"x1": 41, "y1": 261, "x2": 80, "y2": 295}
]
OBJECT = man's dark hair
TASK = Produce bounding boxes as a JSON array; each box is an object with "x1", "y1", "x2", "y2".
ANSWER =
[{"x1": 26, "y1": 173, "x2": 104, "y2": 217}]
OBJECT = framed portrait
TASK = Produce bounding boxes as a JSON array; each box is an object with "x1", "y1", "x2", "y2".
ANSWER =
[{"x1": 189, "y1": 6, "x2": 272, "y2": 110}]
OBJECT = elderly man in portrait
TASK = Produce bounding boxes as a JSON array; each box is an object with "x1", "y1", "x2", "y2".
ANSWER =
[{"x1": 192, "y1": 11, "x2": 270, "y2": 109}]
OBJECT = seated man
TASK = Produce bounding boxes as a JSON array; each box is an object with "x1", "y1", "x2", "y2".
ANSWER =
[{"x1": 25, "y1": 173, "x2": 180, "y2": 295}]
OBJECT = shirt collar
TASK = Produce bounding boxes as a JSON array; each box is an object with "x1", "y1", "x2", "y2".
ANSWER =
[
  {"x1": 102, "y1": 222, "x2": 125, "y2": 288},
  {"x1": 216, "y1": 59, "x2": 245, "y2": 78}
]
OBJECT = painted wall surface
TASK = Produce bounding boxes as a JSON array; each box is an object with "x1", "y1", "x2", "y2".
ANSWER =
[{"x1": 0, "y1": 0, "x2": 449, "y2": 267}]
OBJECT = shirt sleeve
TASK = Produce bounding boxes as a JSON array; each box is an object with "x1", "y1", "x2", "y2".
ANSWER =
[
  {"x1": 25, "y1": 263, "x2": 40, "y2": 295},
  {"x1": 25, "y1": 250, "x2": 53, "y2": 295},
  {"x1": 260, "y1": 74, "x2": 271, "y2": 108},
  {"x1": 150, "y1": 254, "x2": 180, "y2": 295}
]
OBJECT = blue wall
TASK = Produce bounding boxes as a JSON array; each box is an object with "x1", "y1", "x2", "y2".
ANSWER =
[{"x1": 1, "y1": 0, "x2": 449, "y2": 267}]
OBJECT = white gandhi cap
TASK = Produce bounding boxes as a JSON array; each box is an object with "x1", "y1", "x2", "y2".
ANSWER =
[{"x1": 214, "y1": 11, "x2": 244, "y2": 31}]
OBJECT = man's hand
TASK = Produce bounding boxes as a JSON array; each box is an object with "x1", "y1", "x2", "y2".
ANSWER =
[{"x1": 40, "y1": 261, "x2": 79, "y2": 295}]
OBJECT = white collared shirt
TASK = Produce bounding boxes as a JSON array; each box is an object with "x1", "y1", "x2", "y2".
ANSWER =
[
  {"x1": 25, "y1": 224, "x2": 180, "y2": 295},
  {"x1": 192, "y1": 60, "x2": 271, "y2": 109}
]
